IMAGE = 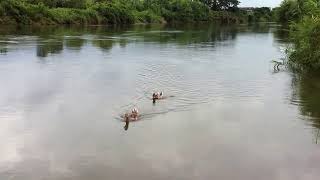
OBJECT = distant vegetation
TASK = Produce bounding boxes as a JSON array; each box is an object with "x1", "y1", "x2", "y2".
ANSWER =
[
  {"x1": 247, "y1": 7, "x2": 274, "y2": 23},
  {"x1": 274, "y1": 0, "x2": 320, "y2": 71},
  {"x1": 0, "y1": 0, "x2": 254, "y2": 25}
]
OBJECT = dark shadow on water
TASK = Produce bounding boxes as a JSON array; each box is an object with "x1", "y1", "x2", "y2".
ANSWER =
[
  {"x1": 247, "y1": 23, "x2": 271, "y2": 33},
  {"x1": 92, "y1": 39, "x2": 115, "y2": 52},
  {"x1": 37, "y1": 40, "x2": 64, "y2": 57},
  {"x1": 0, "y1": 23, "x2": 277, "y2": 57},
  {"x1": 291, "y1": 72, "x2": 320, "y2": 130},
  {"x1": 0, "y1": 46, "x2": 8, "y2": 55},
  {"x1": 65, "y1": 38, "x2": 86, "y2": 51},
  {"x1": 273, "y1": 25, "x2": 290, "y2": 43}
]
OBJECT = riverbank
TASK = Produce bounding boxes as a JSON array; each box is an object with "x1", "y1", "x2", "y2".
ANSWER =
[
  {"x1": 274, "y1": 0, "x2": 320, "y2": 71},
  {"x1": 0, "y1": 0, "x2": 246, "y2": 26}
]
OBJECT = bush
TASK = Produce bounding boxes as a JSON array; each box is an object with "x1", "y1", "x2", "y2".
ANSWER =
[
  {"x1": 49, "y1": 8, "x2": 99, "y2": 24},
  {"x1": 133, "y1": 10, "x2": 162, "y2": 23},
  {"x1": 25, "y1": 3, "x2": 50, "y2": 22},
  {"x1": 0, "y1": 0, "x2": 244, "y2": 25},
  {"x1": 92, "y1": 2, "x2": 135, "y2": 24},
  {"x1": 2, "y1": 0, "x2": 33, "y2": 24},
  {"x1": 275, "y1": 0, "x2": 320, "y2": 70},
  {"x1": 275, "y1": 0, "x2": 305, "y2": 23},
  {"x1": 289, "y1": 16, "x2": 320, "y2": 70},
  {"x1": 161, "y1": 0, "x2": 210, "y2": 22},
  {"x1": 0, "y1": 3, "x2": 4, "y2": 16},
  {"x1": 27, "y1": 0, "x2": 87, "y2": 9}
]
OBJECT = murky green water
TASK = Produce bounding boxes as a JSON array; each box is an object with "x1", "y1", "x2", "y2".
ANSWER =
[{"x1": 0, "y1": 23, "x2": 319, "y2": 180}]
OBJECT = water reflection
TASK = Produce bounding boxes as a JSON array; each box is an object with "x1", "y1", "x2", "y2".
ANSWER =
[
  {"x1": 37, "y1": 39, "x2": 64, "y2": 57},
  {"x1": 248, "y1": 23, "x2": 270, "y2": 33},
  {"x1": 0, "y1": 44, "x2": 7, "y2": 55},
  {"x1": 0, "y1": 23, "x2": 243, "y2": 57},
  {"x1": 65, "y1": 37, "x2": 86, "y2": 50},
  {"x1": 291, "y1": 72, "x2": 320, "y2": 129},
  {"x1": 273, "y1": 26, "x2": 290, "y2": 43},
  {"x1": 92, "y1": 39, "x2": 115, "y2": 52},
  {"x1": 0, "y1": 38, "x2": 10, "y2": 55},
  {"x1": 315, "y1": 129, "x2": 320, "y2": 144}
]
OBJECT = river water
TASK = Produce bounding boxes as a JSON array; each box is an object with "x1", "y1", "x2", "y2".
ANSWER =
[{"x1": 0, "y1": 24, "x2": 319, "y2": 180}]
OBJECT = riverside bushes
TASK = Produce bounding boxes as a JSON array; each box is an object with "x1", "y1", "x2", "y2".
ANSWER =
[
  {"x1": 275, "y1": 0, "x2": 320, "y2": 71},
  {"x1": 0, "y1": 0, "x2": 246, "y2": 25},
  {"x1": 289, "y1": 16, "x2": 320, "y2": 70}
]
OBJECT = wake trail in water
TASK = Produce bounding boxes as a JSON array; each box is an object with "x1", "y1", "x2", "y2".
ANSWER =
[{"x1": 114, "y1": 59, "x2": 218, "y2": 121}]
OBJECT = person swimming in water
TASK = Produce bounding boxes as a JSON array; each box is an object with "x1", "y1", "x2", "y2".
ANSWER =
[
  {"x1": 152, "y1": 92, "x2": 163, "y2": 103},
  {"x1": 131, "y1": 107, "x2": 139, "y2": 120},
  {"x1": 122, "y1": 108, "x2": 139, "y2": 121}
]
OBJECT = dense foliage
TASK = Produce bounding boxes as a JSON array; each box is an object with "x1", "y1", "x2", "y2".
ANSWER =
[
  {"x1": 0, "y1": 0, "x2": 245, "y2": 25},
  {"x1": 275, "y1": 0, "x2": 320, "y2": 71},
  {"x1": 245, "y1": 7, "x2": 274, "y2": 23},
  {"x1": 200, "y1": 0, "x2": 240, "y2": 11}
]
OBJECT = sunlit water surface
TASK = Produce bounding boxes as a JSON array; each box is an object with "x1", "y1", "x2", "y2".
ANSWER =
[{"x1": 0, "y1": 24, "x2": 320, "y2": 180}]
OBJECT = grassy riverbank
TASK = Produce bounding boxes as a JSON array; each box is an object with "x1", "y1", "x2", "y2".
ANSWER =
[
  {"x1": 274, "y1": 0, "x2": 320, "y2": 71},
  {"x1": 0, "y1": 0, "x2": 247, "y2": 25}
]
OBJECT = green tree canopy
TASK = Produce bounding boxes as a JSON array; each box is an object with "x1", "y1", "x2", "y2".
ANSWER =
[
  {"x1": 200, "y1": 0, "x2": 240, "y2": 11},
  {"x1": 27, "y1": 0, "x2": 87, "y2": 9}
]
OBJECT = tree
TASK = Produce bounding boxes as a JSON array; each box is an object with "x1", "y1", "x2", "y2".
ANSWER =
[
  {"x1": 200, "y1": 0, "x2": 239, "y2": 11},
  {"x1": 27, "y1": 0, "x2": 87, "y2": 8}
]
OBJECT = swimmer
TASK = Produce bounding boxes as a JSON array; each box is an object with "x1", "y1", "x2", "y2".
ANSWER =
[
  {"x1": 152, "y1": 92, "x2": 163, "y2": 103},
  {"x1": 131, "y1": 107, "x2": 139, "y2": 120}
]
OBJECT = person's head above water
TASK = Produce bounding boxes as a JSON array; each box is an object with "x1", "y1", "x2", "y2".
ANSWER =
[
  {"x1": 132, "y1": 108, "x2": 138, "y2": 114},
  {"x1": 131, "y1": 108, "x2": 139, "y2": 119},
  {"x1": 152, "y1": 91, "x2": 163, "y2": 103}
]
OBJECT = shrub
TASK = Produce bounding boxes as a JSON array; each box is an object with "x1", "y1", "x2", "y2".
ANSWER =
[
  {"x1": 3, "y1": 0, "x2": 33, "y2": 24},
  {"x1": 289, "y1": 16, "x2": 320, "y2": 70},
  {"x1": 49, "y1": 8, "x2": 98, "y2": 24},
  {"x1": 0, "y1": 3, "x2": 4, "y2": 16},
  {"x1": 133, "y1": 10, "x2": 162, "y2": 23},
  {"x1": 276, "y1": 0, "x2": 301, "y2": 23},
  {"x1": 275, "y1": 0, "x2": 320, "y2": 70},
  {"x1": 92, "y1": 2, "x2": 135, "y2": 24},
  {"x1": 0, "y1": 0, "x2": 244, "y2": 25}
]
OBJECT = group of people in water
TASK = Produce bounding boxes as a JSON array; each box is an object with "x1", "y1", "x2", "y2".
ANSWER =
[{"x1": 123, "y1": 91, "x2": 164, "y2": 130}]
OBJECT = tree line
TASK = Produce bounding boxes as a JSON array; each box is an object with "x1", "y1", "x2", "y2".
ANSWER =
[
  {"x1": 24, "y1": 0, "x2": 241, "y2": 11},
  {"x1": 0, "y1": 0, "x2": 248, "y2": 25}
]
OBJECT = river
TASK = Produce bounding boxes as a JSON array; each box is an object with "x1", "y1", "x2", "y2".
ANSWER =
[{"x1": 0, "y1": 23, "x2": 319, "y2": 180}]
